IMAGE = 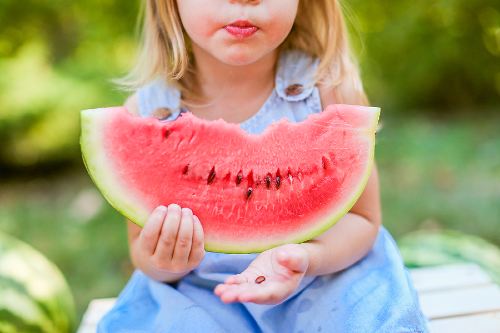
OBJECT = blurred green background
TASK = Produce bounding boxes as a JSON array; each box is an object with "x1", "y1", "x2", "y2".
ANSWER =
[{"x1": 0, "y1": 0, "x2": 499, "y2": 323}]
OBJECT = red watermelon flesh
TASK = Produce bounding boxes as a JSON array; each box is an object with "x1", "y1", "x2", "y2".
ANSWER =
[{"x1": 81, "y1": 104, "x2": 380, "y2": 253}]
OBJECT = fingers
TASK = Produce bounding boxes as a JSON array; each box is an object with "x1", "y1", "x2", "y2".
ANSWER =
[
  {"x1": 215, "y1": 283, "x2": 287, "y2": 304},
  {"x1": 140, "y1": 206, "x2": 168, "y2": 255},
  {"x1": 238, "y1": 286, "x2": 285, "y2": 304},
  {"x1": 214, "y1": 282, "x2": 249, "y2": 303},
  {"x1": 224, "y1": 274, "x2": 247, "y2": 285},
  {"x1": 189, "y1": 215, "x2": 205, "y2": 263},
  {"x1": 171, "y1": 208, "x2": 194, "y2": 264},
  {"x1": 154, "y1": 203, "x2": 182, "y2": 261},
  {"x1": 217, "y1": 285, "x2": 248, "y2": 303},
  {"x1": 214, "y1": 274, "x2": 247, "y2": 298}
]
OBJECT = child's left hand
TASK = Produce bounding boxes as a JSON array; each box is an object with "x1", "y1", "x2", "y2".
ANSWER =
[{"x1": 214, "y1": 244, "x2": 309, "y2": 305}]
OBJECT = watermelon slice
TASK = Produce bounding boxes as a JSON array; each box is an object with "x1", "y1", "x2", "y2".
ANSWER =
[{"x1": 81, "y1": 105, "x2": 380, "y2": 253}]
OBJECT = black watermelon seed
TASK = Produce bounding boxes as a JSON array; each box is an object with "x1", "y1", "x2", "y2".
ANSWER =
[
  {"x1": 265, "y1": 174, "x2": 272, "y2": 189},
  {"x1": 182, "y1": 164, "x2": 189, "y2": 175},
  {"x1": 275, "y1": 169, "x2": 282, "y2": 189},
  {"x1": 207, "y1": 167, "x2": 216, "y2": 184},
  {"x1": 236, "y1": 171, "x2": 243, "y2": 185},
  {"x1": 163, "y1": 129, "x2": 171, "y2": 139},
  {"x1": 255, "y1": 275, "x2": 266, "y2": 284},
  {"x1": 246, "y1": 187, "x2": 253, "y2": 199},
  {"x1": 276, "y1": 176, "x2": 281, "y2": 189}
]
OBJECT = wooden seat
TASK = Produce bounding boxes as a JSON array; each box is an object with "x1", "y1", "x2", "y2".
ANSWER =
[{"x1": 77, "y1": 263, "x2": 500, "y2": 333}]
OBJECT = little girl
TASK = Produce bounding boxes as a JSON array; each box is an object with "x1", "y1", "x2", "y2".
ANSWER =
[{"x1": 99, "y1": 0, "x2": 428, "y2": 332}]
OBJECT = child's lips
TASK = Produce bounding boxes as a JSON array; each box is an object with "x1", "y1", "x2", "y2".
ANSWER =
[{"x1": 224, "y1": 20, "x2": 259, "y2": 38}]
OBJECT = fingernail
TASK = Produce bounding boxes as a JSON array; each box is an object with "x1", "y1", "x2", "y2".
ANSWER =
[
  {"x1": 157, "y1": 206, "x2": 167, "y2": 213},
  {"x1": 181, "y1": 207, "x2": 192, "y2": 215},
  {"x1": 168, "y1": 203, "x2": 181, "y2": 211}
]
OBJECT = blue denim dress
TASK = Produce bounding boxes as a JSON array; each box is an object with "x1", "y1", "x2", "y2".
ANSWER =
[{"x1": 98, "y1": 50, "x2": 429, "y2": 333}]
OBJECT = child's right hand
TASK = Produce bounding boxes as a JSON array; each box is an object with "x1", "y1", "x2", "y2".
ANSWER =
[{"x1": 129, "y1": 204, "x2": 205, "y2": 283}]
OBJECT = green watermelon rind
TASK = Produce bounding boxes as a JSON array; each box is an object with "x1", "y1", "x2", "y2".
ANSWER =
[
  {"x1": 81, "y1": 107, "x2": 380, "y2": 253},
  {"x1": 399, "y1": 229, "x2": 500, "y2": 284},
  {"x1": 0, "y1": 231, "x2": 76, "y2": 333}
]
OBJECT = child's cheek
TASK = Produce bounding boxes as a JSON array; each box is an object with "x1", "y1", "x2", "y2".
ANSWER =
[
  {"x1": 177, "y1": 1, "x2": 219, "y2": 40},
  {"x1": 260, "y1": 5, "x2": 298, "y2": 44}
]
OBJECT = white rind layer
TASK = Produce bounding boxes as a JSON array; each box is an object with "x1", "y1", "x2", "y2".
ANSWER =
[{"x1": 80, "y1": 109, "x2": 150, "y2": 225}]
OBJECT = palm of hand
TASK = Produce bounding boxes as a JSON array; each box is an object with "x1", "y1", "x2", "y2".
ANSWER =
[{"x1": 214, "y1": 244, "x2": 309, "y2": 305}]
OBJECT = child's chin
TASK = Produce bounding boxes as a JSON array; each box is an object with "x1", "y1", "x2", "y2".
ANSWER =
[{"x1": 216, "y1": 48, "x2": 268, "y2": 67}]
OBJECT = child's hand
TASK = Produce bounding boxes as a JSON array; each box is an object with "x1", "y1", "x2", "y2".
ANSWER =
[
  {"x1": 132, "y1": 204, "x2": 205, "y2": 282},
  {"x1": 214, "y1": 244, "x2": 309, "y2": 305}
]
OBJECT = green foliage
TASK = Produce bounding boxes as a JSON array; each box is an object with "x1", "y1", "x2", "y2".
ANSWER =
[
  {"x1": 0, "y1": 0, "x2": 138, "y2": 167},
  {"x1": 347, "y1": 0, "x2": 500, "y2": 110},
  {"x1": 376, "y1": 114, "x2": 500, "y2": 244}
]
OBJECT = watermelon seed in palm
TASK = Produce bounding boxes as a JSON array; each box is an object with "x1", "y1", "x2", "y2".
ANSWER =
[{"x1": 255, "y1": 276, "x2": 266, "y2": 284}]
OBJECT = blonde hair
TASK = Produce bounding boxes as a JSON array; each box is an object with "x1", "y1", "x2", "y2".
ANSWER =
[{"x1": 119, "y1": 0, "x2": 368, "y2": 106}]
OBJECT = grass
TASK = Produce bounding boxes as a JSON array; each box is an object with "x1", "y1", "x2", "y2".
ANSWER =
[
  {"x1": 377, "y1": 113, "x2": 500, "y2": 244},
  {"x1": 0, "y1": 113, "x2": 499, "y2": 323}
]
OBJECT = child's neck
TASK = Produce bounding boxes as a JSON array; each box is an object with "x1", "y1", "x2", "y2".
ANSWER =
[{"x1": 188, "y1": 44, "x2": 277, "y2": 124}]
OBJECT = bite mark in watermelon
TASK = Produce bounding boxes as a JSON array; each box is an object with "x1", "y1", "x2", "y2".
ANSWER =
[{"x1": 81, "y1": 104, "x2": 380, "y2": 253}]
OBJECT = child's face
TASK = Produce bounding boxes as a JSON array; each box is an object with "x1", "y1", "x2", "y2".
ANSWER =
[{"x1": 177, "y1": 0, "x2": 299, "y2": 65}]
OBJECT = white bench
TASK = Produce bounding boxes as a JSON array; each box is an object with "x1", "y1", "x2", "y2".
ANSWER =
[{"x1": 77, "y1": 263, "x2": 500, "y2": 333}]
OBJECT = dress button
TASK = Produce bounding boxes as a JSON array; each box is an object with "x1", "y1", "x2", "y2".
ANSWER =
[
  {"x1": 152, "y1": 107, "x2": 173, "y2": 120},
  {"x1": 285, "y1": 83, "x2": 304, "y2": 96}
]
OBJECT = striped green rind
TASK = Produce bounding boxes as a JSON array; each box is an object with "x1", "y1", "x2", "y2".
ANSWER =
[
  {"x1": 0, "y1": 232, "x2": 75, "y2": 333},
  {"x1": 399, "y1": 229, "x2": 500, "y2": 284},
  {"x1": 0, "y1": 293, "x2": 52, "y2": 333}
]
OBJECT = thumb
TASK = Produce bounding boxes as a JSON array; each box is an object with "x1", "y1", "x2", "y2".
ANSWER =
[{"x1": 276, "y1": 247, "x2": 308, "y2": 273}]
